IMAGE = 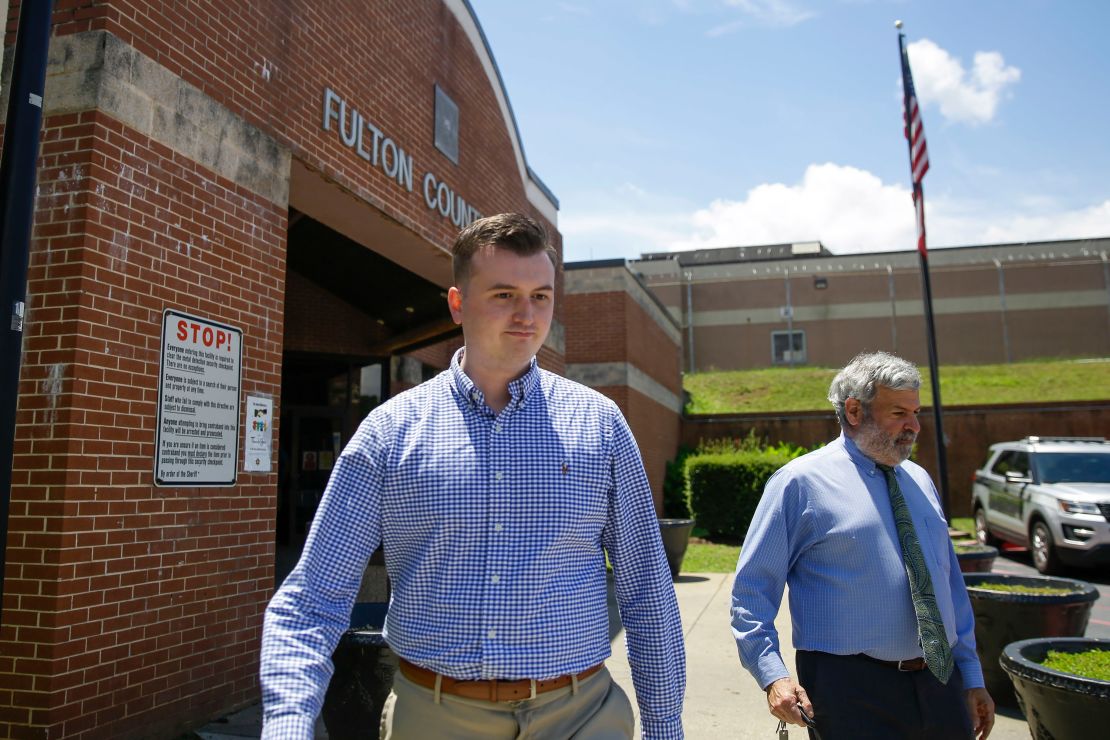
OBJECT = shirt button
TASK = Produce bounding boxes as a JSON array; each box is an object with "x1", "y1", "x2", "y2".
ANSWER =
[
  {"x1": 495, "y1": 471, "x2": 503, "y2": 481},
  {"x1": 494, "y1": 423, "x2": 501, "y2": 432},
  {"x1": 494, "y1": 523, "x2": 503, "y2": 532},
  {"x1": 491, "y1": 574, "x2": 500, "y2": 584},
  {"x1": 487, "y1": 629, "x2": 496, "y2": 639}
]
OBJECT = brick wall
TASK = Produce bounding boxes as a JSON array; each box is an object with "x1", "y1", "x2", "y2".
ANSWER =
[
  {"x1": 0, "y1": 2, "x2": 564, "y2": 735},
  {"x1": 0, "y1": 110, "x2": 285, "y2": 738},
  {"x1": 32, "y1": 0, "x2": 558, "y2": 256},
  {"x1": 564, "y1": 267, "x2": 683, "y2": 511}
]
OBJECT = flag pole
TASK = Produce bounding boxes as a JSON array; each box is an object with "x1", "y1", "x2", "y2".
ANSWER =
[{"x1": 897, "y1": 20, "x2": 950, "y2": 520}]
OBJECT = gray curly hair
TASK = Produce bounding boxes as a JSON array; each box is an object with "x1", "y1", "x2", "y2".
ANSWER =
[{"x1": 828, "y1": 351, "x2": 921, "y2": 427}]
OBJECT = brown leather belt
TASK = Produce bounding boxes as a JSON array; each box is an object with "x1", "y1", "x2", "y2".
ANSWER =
[
  {"x1": 857, "y1": 654, "x2": 928, "y2": 672},
  {"x1": 398, "y1": 658, "x2": 604, "y2": 702}
]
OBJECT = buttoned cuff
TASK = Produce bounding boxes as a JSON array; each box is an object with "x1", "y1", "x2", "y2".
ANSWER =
[
  {"x1": 957, "y1": 658, "x2": 985, "y2": 690},
  {"x1": 754, "y1": 654, "x2": 790, "y2": 691},
  {"x1": 641, "y1": 716, "x2": 684, "y2": 739},
  {"x1": 260, "y1": 714, "x2": 316, "y2": 740}
]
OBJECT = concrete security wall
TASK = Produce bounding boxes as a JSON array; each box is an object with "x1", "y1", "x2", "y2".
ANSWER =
[
  {"x1": 681, "y1": 401, "x2": 1110, "y2": 518},
  {"x1": 635, "y1": 240, "x2": 1110, "y2": 371}
]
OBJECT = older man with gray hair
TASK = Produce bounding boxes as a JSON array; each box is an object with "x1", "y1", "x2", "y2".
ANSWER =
[{"x1": 731, "y1": 351, "x2": 995, "y2": 739}]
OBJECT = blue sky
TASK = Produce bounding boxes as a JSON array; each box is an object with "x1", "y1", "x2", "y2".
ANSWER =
[{"x1": 467, "y1": 0, "x2": 1110, "y2": 261}]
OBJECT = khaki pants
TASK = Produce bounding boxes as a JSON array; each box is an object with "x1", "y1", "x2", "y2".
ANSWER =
[{"x1": 380, "y1": 666, "x2": 635, "y2": 739}]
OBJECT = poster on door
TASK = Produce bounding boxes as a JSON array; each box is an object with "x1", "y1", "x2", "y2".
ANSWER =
[{"x1": 155, "y1": 309, "x2": 242, "y2": 486}]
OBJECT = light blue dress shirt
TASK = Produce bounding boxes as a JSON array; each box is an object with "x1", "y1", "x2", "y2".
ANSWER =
[
  {"x1": 261, "y1": 350, "x2": 685, "y2": 739},
  {"x1": 731, "y1": 434, "x2": 984, "y2": 691}
]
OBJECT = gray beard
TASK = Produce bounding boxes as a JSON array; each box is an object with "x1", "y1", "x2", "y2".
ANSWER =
[{"x1": 854, "y1": 418, "x2": 916, "y2": 466}]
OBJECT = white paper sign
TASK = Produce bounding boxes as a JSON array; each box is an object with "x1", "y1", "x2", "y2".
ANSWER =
[
  {"x1": 155, "y1": 309, "x2": 242, "y2": 486},
  {"x1": 244, "y1": 395, "x2": 273, "y2": 472}
]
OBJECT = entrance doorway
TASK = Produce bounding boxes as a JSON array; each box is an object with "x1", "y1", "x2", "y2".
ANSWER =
[{"x1": 275, "y1": 356, "x2": 388, "y2": 585}]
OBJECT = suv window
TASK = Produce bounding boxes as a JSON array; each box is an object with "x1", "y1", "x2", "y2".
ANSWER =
[
  {"x1": 991, "y1": 450, "x2": 1031, "y2": 479},
  {"x1": 1034, "y1": 452, "x2": 1110, "y2": 484}
]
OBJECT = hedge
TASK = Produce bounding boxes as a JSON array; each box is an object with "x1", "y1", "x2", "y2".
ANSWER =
[{"x1": 686, "y1": 449, "x2": 800, "y2": 540}]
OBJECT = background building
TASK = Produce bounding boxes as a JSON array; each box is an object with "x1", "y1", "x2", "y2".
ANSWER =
[{"x1": 632, "y1": 237, "x2": 1110, "y2": 371}]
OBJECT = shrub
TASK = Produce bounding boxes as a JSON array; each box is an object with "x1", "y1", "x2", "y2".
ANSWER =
[{"x1": 686, "y1": 447, "x2": 801, "y2": 540}]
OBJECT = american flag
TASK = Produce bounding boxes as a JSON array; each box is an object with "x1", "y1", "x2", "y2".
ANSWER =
[{"x1": 899, "y1": 34, "x2": 929, "y2": 255}]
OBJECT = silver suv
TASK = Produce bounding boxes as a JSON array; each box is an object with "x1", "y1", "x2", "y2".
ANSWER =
[{"x1": 972, "y1": 436, "x2": 1110, "y2": 574}]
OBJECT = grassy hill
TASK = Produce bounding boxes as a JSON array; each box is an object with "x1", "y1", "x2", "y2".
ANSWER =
[{"x1": 684, "y1": 358, "x2": 1110, "y2": 415}]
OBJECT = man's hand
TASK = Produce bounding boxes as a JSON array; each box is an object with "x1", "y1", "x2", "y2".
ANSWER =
[
  {"x1": 765, "y1": 677, "x2": 813, "y2": 728},
  {"x1": 966, "y1": 687, "x2": 995, "y2": 739}
]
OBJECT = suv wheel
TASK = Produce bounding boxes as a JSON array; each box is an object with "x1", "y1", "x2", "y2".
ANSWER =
[
  {"x1": 974, "y1": 506, "x2": 999, "y2": 547},
  {"x1": 1030, "y1": 519, "x2": 1062, "y2": 575}
]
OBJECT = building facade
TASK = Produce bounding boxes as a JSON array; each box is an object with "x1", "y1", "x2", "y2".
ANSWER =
[
  {"x1": 633, "y1": 237, "x2": 1110, "y2": 371},
  {"x1": 0, "y1": 2, "x2": 565, "y2": 737},
  {"x1": 563, "y1": 260, "x2": 684, "y2": 510}
]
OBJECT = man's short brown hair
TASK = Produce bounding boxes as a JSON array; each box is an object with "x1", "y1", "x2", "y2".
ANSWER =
[{"x1": 451, "y1": 213, "x2": 559, "y2": 288}]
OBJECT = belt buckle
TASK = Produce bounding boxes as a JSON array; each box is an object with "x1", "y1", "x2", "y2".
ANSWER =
[{"x1": 897, "y1": 659, "x2": 912, "y2": 671}]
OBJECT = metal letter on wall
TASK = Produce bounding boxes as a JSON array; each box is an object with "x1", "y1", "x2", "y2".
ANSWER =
[{"x1": 155, "y1": 309, "x2": 243, "y2": 486}]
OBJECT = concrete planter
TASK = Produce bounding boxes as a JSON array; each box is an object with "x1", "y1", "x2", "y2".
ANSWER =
[
  {"x1": 963, "y1": 573, "x2": 1099, "y2": 706},
  {"x1": 955, "y1": 544, "x2": 998, "y2": 573},
  {"x1": 659, "y1": 518, "x2": 695, "y2": 579},
  {"x1": 1000, "y1": 637, "x2": 1110, "y2": 738}
]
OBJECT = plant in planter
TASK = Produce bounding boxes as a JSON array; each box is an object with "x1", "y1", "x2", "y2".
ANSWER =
[
  {"x1": 963, "y1": 573, "x2": 1100, "y2": 706},
  {"x1": 953, "y1": 542, "x2": 999, "y2": 573},
  {"x1": 1000, "y1": 637, "x2": 1110, "y2": 737}
]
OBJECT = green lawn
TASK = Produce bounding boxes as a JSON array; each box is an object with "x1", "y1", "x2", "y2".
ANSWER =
[
  {"x1": 951, "y1": 517, "x2": 975, "y2": 536},
  {"x1": 682, "y1": 541, "x2": 741, "y2": 573},
  {"x1": 684, "y1": 358, "x2": 1110, "y2": 415},
  {"x1": 682, "y1": 517, "x2": 982, "y2": 573}
]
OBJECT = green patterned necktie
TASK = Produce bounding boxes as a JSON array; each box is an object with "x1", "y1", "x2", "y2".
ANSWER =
[{"x1": 877, "y1": 464, "x2": 954, "y2": 684}]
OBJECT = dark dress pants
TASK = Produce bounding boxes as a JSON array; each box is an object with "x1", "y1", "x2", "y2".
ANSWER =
[{"x1": 796, "y1": 650, "x2": 973, "y2": 740}]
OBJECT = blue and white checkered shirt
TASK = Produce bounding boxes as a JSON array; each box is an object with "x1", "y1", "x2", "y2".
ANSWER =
[
  {"x1": 261, "y1": 350, "x2": 685, "y2": 739},
  {"x1": 731, "y1": 434, "x2": 984, "y2": 691}
]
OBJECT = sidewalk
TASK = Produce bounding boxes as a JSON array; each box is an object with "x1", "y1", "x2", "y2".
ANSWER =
[
  {"x1": 199, "y1": 573, "x2": 1033, "y2": 738},
  {"x1": 608, "y1": 572, "x2": 1031, "y2": 739}
]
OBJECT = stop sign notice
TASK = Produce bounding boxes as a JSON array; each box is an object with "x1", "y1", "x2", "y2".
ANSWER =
[{"x1": 155, "y1": 309, "x2": 242, "y2": 487}]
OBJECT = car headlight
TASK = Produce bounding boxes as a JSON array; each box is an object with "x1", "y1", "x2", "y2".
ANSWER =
[{"x1": 1058, "y1": 500, "x2": 1101, "y2": 515}]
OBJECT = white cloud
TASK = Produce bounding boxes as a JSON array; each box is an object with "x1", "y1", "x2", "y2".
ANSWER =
[
  {"x1": 907, "y1": 39, "x2": 1021, "y2": 125},
  {"x1": 560, "y1": 164, "x2": 1110, "y2": 261},
  {"x1": 969, "y1": 200, "x2": 1110, "y2": 246},
  {"x1": 673, "y1": 163, "x2": 915, "y2": 252}
]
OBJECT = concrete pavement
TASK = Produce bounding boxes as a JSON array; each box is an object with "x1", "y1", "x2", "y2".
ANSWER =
[
  {"x1": 200, "y1": 572, "x2": 1035, "y2": 738},
  {"x1": 607, "y1": 572, "x2": 1033, "y2": 740}
]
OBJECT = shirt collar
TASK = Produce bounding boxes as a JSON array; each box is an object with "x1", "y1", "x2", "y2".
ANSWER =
[
  {"x1": 841, "y1": 432, "x2": 885, "y2": 474},
  {"x1": 449, "y1": 347, "x2": 540, "y2": 410}
]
